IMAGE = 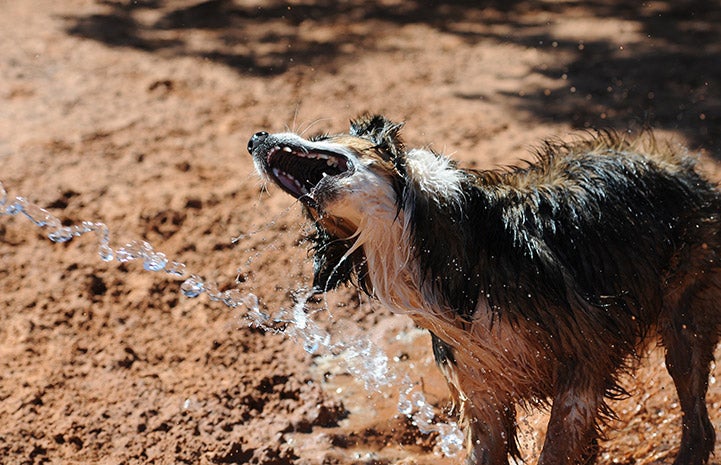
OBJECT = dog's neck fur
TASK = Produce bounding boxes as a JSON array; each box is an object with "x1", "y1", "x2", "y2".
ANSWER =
[{"x1": 344, "y1": 147, "x2": 471, "y2": 320}]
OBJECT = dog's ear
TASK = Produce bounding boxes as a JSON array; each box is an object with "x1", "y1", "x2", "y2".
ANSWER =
[{"x1": 350, "y1": 114, "x2": 405, "y2": 161}]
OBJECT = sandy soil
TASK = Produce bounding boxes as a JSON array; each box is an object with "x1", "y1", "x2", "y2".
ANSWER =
[{"x1": 1, "y1": 1, "x2": 721, "y2": 464}]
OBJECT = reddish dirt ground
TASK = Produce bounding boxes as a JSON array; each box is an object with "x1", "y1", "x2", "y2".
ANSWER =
[{"x1": 1, "y1": 1, "x2": 721, "y2": 464}]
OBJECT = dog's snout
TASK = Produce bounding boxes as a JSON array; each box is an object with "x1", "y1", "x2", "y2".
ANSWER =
[{"x1": 248, "y1": 131, "x2": 269, "y2": 154}]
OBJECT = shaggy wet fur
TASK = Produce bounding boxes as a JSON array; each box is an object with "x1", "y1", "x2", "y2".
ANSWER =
[{"x1": 248, "y1": 115, "x2": 721, "y2": 465}]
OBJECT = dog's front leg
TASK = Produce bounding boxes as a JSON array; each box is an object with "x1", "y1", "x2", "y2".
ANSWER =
[
  {"x1": 538, "y1": 380, "x2": 602, "y2": 465},
  {"x1": 462, "y1": 395, "x2": 517, "y2": 465}
]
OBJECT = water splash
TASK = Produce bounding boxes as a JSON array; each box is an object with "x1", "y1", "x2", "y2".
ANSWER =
[
  {"x1": 275, "y1": 292, "x2": 463, "y2": 453},
  {"x1": 399, "y1": 377, "x2": 465, "y2": 456},
  {"x1": 0, "y1": 180, "x2": 462, "y2": 457}
]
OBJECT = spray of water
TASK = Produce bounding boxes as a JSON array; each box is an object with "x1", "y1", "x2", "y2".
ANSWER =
[
  {"x1": 0, "y1": 181, "x2": 243, "y2": 302},
  {"x1": 271, "y1": 290, "x2": 464, "y2": 456},
  {"x1": 0, "y1": 180, "x2": 464, "y2": 457}
]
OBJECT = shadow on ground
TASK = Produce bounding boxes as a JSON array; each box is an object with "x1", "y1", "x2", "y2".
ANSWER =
[{"x1": 65, "y1": 0, "x2": 721, "y2": 153}]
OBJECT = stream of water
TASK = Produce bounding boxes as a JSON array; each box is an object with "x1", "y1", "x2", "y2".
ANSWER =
[{"x1": 0, "y1": 180, "x2": 465, "y2": 457}]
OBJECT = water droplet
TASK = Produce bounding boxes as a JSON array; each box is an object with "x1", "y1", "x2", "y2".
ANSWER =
[
  {"x1": 293, "y1": 304, "x2": 308, "y2": 329},
  {"x1": 243, "y1": 293, "x2": 270, "y2": 327},
  {"x1": 303, "y1": 339, "x2": 320, "y2": 354},
  {"x1": 204, "y1": 282, "x2": 221, "y2": 301},
  {"x1": 98, "y1": 244, "x2": 114, "y2": 262},
  {"x1": 181, "y1": 276, "x2": 204, "y2": 298},
  {"x1": 49, "y1": 227, "x2": 74, "y2": 243},
  {"x1": 165, "y1": 261, "x2": 186, "y2": 277},
  {"x1": 116, "y1": 243, "x2": 139, "y2": 262},
  {"x1": 5, "y1": 201, "x2": 23, "y2": 215},
  {"x1": 143, "y1": 252, "x2": 167, "y2": 272},
  {"x1": 398, "y1": 397, "x2": 413, "y2": 415},
  {"x1": 219, "y1": 289, "x2": 241, "y2": 308},
  {"x1": 437, "y1": 422, "x2": 464, "y2": 456}
]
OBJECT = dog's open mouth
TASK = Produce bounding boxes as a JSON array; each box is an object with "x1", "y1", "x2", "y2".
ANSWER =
[{"x1": 266, "y1": 146, "x2": 351, "y2": 199}]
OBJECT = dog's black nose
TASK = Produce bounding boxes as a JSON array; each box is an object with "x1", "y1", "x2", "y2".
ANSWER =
[{"x1": 248, "y1": 131, "x2": 269, "y2": 154}]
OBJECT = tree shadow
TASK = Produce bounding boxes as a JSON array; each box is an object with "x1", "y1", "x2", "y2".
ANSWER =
[
  {"x1": 485, "y1": 1, "x2": 721, "y2": 154},
  {"x1": 64, "y1": 0, "x2": 721, "y2": 153},
  {"x1": 64, "y1": 0, "x2": 493, "y2": 76}
]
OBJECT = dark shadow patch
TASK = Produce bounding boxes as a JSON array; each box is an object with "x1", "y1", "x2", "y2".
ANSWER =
[{"x1": 63, "y1": 1, "x2": 721, "y2": 153}]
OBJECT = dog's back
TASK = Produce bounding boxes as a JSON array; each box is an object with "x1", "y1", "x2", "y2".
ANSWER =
[{"x1": 466, "y1": 133, "x2": 719, "y2": 345}]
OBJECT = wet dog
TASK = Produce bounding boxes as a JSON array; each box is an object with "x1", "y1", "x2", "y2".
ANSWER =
[{"x1": 248, "y1": 115, "x2": 721, "y2": 465}]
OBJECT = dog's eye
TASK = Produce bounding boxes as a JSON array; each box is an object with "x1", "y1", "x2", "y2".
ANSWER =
[
  {"x1": 310, "y1": 133, "x2": 330, "y2": 142},
  {"x1": 369, "y1": 145, "x2": 394, "y2": 162}
]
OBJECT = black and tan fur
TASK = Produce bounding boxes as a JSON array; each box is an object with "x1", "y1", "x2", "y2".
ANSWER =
[{"x1": 248, "y1": 115, "x2": 721, "y2": 465}]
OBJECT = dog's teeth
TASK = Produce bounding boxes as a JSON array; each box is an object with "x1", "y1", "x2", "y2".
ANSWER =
[
  {"x1": 282, "y1": 146, "x2": 292, "y2": 153},
  {"x1": 326, "y1": 158, "x2": 337, "y2": 167}
]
